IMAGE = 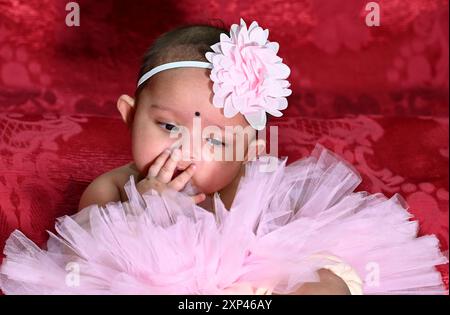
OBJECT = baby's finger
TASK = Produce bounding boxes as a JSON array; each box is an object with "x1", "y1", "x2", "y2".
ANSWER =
[
  {"x1": 191, "y1": 193, "x2": 206, "y2": 204},
  {"x1": 156, "y1": 148, "x2": 181, "y2": 183},
  {"x1": 169, "y1": 163, "x2": 196, "y2": 191},
  {"x1": 148, "y1": 149, "x2": 171, "y2": 178}
]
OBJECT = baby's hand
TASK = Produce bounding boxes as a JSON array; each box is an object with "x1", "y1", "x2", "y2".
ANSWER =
[{"x1": 136, "y1": 148, "x2": 206, "y2": 204}]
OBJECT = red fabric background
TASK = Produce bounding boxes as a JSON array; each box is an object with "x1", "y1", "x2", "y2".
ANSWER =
[{"x1": 0, "y1": 0, "x2": 448, "y2": 293}]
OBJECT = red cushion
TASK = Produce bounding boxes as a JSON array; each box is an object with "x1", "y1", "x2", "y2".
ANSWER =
[
  {"x1": 0, "y1": 1, "x2": 447, "y2": 118},
  {"x1": 0, "y1": 113, "x2": 448, "y2": 292},
  {"x1": 0, "y1": 0, "x2": 448, "y2": 294}
]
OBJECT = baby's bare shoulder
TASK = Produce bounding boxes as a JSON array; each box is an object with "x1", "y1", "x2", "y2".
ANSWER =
[
  {"x1": 108, "y1": 162, "x2": 143, "y2": 201},
  {"x1": 78, "y1": 162, "x2": 140, "y2": 210}
]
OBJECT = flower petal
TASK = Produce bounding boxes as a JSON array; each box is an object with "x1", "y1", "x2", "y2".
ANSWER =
[
  {"x1": 220, "y1": 33, "x2": 231, "y2": 43},
  {"x1": 266, "y1": 41, "x2": 279, "y2": 54},
  {"x1": 249, "y1": 27, "x2": 267, "y2": 46},
  {"x1": 213, "y1": 81, "x2": 233, "y2": 97},
  {"x1": 220, "y1": 56, "x2": 233, "y2": 68},
  {"x1": 278, "y1": 79, "x2": 291, "y2": 88},
  {"x1": 230, "y1": 24, "x2": 239, "y2": 42},
  {"x1": 276, "y1": 63, "x2": 291, "y2": 79},
  {"x1": 277, "y1": 97, "x2": 288, "y2": 110},
  {"x1": 223, "y1": 96, "x2": 239, "y2": 118},
  {"x1": 210, "y1": 42, "x2": 222, "y2": 54},
  {"x1": 239, "y1": 18, "x2": 247, "y2": 29},
  {"x1": 221, "y1": 41, "x2": 235, "y2": 58},
  {"x1": 205, "y1": 52, "x2": 214, "y2": 63},
  {"x1": 244, "y1": 110, "x2": 267, "y2": 130},
  {"x1": 264, "y1": 101, "x2": 283, "y2": 116},
  {"x1": 231, "y1": 93, "x2": 248, "y2": 111},
  {"x1": 237, "y1": 20, "x2": 249, "y2": 45},
  {"x1": 283, "y1": 88, "x2": 292, "y2": 97},
  {"x1": 248, "y1": 21, "x2": 259, "y2": 33},
  {"x1": 212, "y1": 94, "x2": 225, "y2": 108}
]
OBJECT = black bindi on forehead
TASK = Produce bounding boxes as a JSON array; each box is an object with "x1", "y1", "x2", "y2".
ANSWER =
[{"x1": 195, "y1": 111, "x2": 201, "y2": 117}]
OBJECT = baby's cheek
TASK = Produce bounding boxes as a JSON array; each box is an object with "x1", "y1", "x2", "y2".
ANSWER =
[
  {"x1": 132, "y1": 141, "x2": 165, "y2": 173},
  {"x1": 131, "y1": 121, "x2": 169, "y2": 171}
]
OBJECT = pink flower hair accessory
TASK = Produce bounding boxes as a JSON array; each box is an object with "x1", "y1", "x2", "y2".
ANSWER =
[{"x1": 205, "y1": 18, "x2": 292, "y2": 130}]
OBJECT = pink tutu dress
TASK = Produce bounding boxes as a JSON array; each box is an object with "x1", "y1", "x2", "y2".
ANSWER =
[{"x1": 0, "y1": 143, "x2": 448, "y2": 294}]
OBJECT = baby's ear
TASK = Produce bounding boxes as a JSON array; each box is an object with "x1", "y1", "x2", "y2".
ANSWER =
[
  {"x1": 117, "y1": 95, "x2": 135, "y2": 128},
  {"x1": 245, "y1": 139, "x2": 266, "y2": 163}
]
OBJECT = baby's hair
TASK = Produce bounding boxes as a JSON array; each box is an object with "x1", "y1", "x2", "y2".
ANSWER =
[{"x1": 134, "y1": 21, "x2": 228, "y2": 104}]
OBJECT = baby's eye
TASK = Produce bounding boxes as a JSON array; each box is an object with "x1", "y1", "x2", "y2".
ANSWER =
[
  {"x1": 206, "y1": 137, "x2": 226, "y2": 147},
  {"x1": 158, "y1": 122, "x2": 179, "y2": 133}
]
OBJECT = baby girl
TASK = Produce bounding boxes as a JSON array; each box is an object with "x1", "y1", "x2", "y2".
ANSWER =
[
  {"x1": 77, "y1": 21, "x2": 351, "y2": 295},
  {"x1": 1, "y1": 19, "x2": 447, "y2": 295}
]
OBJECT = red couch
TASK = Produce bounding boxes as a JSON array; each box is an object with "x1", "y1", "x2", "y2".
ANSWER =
[{"x1": 0, "y1": 0, "x2": 448, "y2": 293}]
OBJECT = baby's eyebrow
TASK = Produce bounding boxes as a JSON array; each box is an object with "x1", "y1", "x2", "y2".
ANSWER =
[
  {"x1": 150, "y1": 104, "x2": 173, "y2": 111},
  {"x1": 151, "y1": 103, "x2": 230, "y2": 132}
]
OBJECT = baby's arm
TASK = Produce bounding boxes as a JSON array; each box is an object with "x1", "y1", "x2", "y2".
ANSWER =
[{"x1": 78, "y1": 173, "x2": 121, "y2": 211}]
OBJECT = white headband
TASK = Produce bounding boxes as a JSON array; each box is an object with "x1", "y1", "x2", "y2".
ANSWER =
[{"x1": 137, "y1": 61, "x2": 213, "y2": 88}]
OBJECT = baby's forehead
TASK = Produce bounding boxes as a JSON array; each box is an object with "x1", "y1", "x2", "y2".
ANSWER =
[
  {"x1": 140, "y1": 69, "x2": 249, "y2": 128},
  {"x1": 140, "y1": 68, "x2": 248, "y2": 128},
  {"x1": 142, "y1": 69, "x2": 210, "y2": 105}
]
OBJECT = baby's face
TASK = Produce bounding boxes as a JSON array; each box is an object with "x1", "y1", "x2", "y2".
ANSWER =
[{"x1": 131, "y1": 68, "x2": 254, "y2": 194}]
